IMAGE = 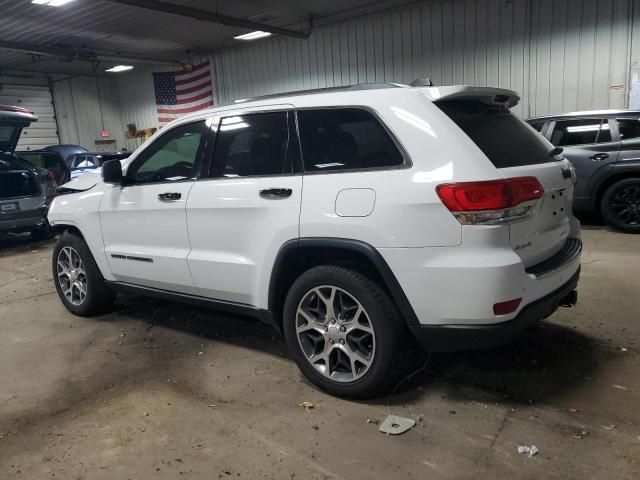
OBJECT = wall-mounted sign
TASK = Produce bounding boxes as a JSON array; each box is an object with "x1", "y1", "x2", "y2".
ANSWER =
[{"x1": 101, "y1": 130, "x2": 110, "y2": 137}]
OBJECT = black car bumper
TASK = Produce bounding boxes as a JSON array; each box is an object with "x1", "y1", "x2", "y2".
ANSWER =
[
  {"x1": 0, "y1": 207, "x2": 49, "y2": 234},
  {"x1": 409, "y1": 268, "x2": 580, "y2": 352}
]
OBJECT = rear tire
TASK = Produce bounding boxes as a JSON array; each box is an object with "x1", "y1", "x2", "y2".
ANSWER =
[
  {"x1": 601, "y1": 178, "x2": 640, "y2": 233},
  {"x1": 52, "y1": 232, "x2": 115, "y2": 316},
  {"x1": 283, "y1": 265, "x2": 413, "y2": 399}
]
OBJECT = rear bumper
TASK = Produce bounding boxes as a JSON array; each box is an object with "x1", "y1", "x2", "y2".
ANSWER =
[
  {"x1": 0, "y1": 206, "x2": 49, "y2": 234},
  {"x1": 409, "y1": 267, "x2": 580, "y2": 352}
]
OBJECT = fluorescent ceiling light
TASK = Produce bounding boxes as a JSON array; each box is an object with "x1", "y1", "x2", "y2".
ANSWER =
[
  {"x1": 234, "y1": 31, "x2": 272, "y2": 41},
  {"x1": 105, "y1": 65, "x2": 134, "y2": 73},
  {"x1": 566, "y1": 123, "x2": 609, "y2": 133},
  {"x1": 32, "y1": 0, "x2": 76, "y2": 6}
]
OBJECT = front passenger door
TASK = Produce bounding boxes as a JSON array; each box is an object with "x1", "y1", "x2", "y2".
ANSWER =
[
  {"x1": 548, "y1": 118, "x2": 620, "y2": 202},
  {"x1": 99, "y1": 120, "x2": 211, "y2": 294}
]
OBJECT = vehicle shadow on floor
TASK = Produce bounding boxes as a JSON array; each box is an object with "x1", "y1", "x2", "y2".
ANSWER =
[
  {"x1": 0, "y1": 233, "x2": 55, "y2": 254},
  {"x1": 114, "y1": 295, "x2": 604, "y2": 408}
]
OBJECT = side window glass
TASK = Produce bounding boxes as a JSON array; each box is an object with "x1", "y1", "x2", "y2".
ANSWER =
[
  {"x1": 529, "y1": 121, "x2": 544, "y2": 132},
  {"x1": 617, "y1": 118, "x2": 640, "y2": 141},
  {"x1": 211, "y1": 112, "x2": 289, "y2": 177},
  {"x1": 130, "y1": 121, "x2": 206, "y2": 184},
  {"x1": 550, "y1": 119, "x2": 610, "y2": 146},
  {"x1": 297, "y1": 108, "x2": 404, "y2": 172}
]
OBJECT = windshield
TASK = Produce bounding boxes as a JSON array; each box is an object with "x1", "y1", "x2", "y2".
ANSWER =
[
  {"x1": 0, "y1": 124, "x2": 21, "y2": 153},
  {"x1": 436, "y1": 100, "x2": 554, "y2": 168}
]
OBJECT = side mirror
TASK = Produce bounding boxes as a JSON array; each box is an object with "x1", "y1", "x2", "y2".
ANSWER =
[{"x1": 102, "y1": 159, "x2": 123, "y2": 184}]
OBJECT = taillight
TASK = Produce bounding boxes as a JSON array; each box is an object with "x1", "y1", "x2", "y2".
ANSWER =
[
  {"x1": 45, "y1": 171, "x2": 58, "y2": 201},
  {"x1": 436, "y1": 177, "x2": 544, "y2": 225}
]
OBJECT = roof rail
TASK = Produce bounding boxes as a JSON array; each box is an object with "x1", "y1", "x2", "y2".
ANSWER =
[{"x1": 232, "y1": 83, "x2": 403, "y2": 104}]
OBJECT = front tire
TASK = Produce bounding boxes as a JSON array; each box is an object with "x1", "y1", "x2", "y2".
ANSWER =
[
  {"x1": 283, "y1": 265, "x2": 411, "y2": 399},
  {"x1": 601, "y1": 178, "x2": 640, "y2": 233},
  {"x1": 52, "y1": 233, "x2": 115, "y2": 316}
]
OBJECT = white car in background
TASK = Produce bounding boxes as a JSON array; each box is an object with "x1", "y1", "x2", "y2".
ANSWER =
[{"x1": 47, "y1": 83, "x2": 581, "y2": 398}]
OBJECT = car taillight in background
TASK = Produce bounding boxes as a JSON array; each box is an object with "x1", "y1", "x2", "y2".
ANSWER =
[
  {"x1": 45, "y1": 171, "x2": 58, "y2": 201},
  {"x1": 436, "y1": 177, "x2": 544, "y2": 225}
]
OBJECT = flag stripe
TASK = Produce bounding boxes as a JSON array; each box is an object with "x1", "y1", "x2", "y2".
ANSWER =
[
  {"x1": 175, "y1": 70, "x2": 210, "y2": 86},
  {"x1": 157, "y1": 100, "x2": 214, "y2": 115},
  {"x1": 176, "y1": 81, "x2": 213, "y2": 95},
  {"x1": 176, "y1": 89, "x2": 212, "y2": 105}
]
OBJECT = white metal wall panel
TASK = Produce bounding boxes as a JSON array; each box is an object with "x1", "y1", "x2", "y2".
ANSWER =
[
  {"x1": 0, "y1": 83, "x2": 59, "y2": 150},
  {"x1": 52, "y1": 77, "x2": 126, "y2": 151},
  {"x1": 211, "y1": 0, "x2": 634, "y2": 118}
]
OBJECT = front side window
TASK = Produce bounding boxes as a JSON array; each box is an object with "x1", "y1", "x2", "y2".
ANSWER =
[
  {"x1": 617, "y1": 118, "x2": 640, "y2": 141},
  {"x1": 210, "y1": 111, "x2": 290, "y2": 178},
  {"x1": 129, "y1": 121, "x2": 207, "y2": 184},
  {"x1": 550, "y1": 119, "x2": 611, "y2": 146},
  {"x1": 297, "y1": 108, "x2": 404, "y2": 172}
]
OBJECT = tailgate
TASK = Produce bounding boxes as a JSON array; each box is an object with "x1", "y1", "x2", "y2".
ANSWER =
[
  {"x1": 502, "y1": 161, "x2": 575, "y2": 266},
  {"x1": 435, "y1": 95, "x2": 576, "y2": 267}
]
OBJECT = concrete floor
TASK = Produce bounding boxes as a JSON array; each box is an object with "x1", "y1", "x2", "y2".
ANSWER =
[{"x1": 0, "y1": 225, "x2": 638, "y2": 480}]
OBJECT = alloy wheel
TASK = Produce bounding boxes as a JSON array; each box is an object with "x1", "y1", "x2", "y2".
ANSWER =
[
  {"x1": 56, "y1": 246, "x2": 88, "y2": 306},
  {"x1": 295, "y1": 285, "x2": 375, "y2": 383},
  {"x1": 609, "y1": 184, "x2": 640, "y2": 226}
]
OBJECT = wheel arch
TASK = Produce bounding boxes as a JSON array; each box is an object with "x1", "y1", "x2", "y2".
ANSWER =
[
  {"x1": 50, "y1": 222, "x2": 85, "y2": 239},
  {"x1": 268, "y1": 238, "x2": 420, "y2": 332}
]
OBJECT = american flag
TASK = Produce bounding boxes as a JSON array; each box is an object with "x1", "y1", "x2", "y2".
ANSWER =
[{"x1": 153, "y1": 61, "x2": 214, "y2": 126}]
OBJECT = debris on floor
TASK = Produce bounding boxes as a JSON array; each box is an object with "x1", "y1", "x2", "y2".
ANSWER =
[
  {"x1": 366, "y1": 417, "x2": 379, "y2": 425},
  {"x1": 517, "y1": 445, "x2": 539, "y2": 458},
  {"x1": 298, "y1": 401, "x2": 314, "y2": 411},
  {"x1": 573, "y1": 430, "x2": 589, "y2": 439},
  {"x1": 379, "y1": 415, "x2": 415, "y2": 435}
]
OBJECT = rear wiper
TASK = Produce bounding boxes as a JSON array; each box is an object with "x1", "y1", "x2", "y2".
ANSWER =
[{"x1": 549, "y1": 146, "x2": 564, "y2": 157}]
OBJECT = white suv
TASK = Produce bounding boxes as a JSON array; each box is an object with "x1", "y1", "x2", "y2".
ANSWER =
[{"x1": 49, "y1": 84, "x2": 581, "y2": 398}]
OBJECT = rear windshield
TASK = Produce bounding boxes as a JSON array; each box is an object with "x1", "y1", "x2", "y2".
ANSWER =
[{"x1": 436, "y1": 101, "x2": 553, "y2": 168}]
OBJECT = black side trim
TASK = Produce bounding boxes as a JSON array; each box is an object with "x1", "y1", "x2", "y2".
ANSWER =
[
  {"x1": 110, "y1": 254, "x2": 153, "y2": 263},
  {"x1": 525, "y1": 238, "x2": 582, "y2": 277},
  {"x1": 269, "y1": 237, "x2": 421, "y2": 326},
  {"x1": 106, "y1": 281, "x2": 275, "y2": 328},
  {"x1": 409, "y1": 267, "x2": 580, "y2": 352}
]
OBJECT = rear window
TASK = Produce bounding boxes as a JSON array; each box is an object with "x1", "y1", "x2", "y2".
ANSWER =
[
  {"x1": 436, "y1": 101, "x2": 553, "y2": 168},
  {"x1": 0, "y1": 161, "x2": 39, "y2": 199}
]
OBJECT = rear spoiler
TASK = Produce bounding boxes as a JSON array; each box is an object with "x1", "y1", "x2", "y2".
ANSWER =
[{"x1": 417, "y1": 86, "x2": 520, "y2": 109}]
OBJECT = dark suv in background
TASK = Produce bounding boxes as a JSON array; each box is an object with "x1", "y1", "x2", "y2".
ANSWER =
[{"x1": 528, "y1": 111, "x2": 640, "y2": 232}]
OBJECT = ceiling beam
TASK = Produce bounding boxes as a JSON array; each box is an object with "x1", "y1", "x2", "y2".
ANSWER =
[
  {"x1": 0, "y1": 40, "x2": 183, "y2": 67},
  {"x1": 101, "y1": 0, "x2": 310, "y2": 39}
]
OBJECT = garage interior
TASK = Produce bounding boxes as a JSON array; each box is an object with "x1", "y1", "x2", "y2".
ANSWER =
[{"x1": 1, "y1": 0, "x2": 639, "y2": 479}]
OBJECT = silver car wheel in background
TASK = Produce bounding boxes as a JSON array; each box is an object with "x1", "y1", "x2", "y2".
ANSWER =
[
  {"x1": 56, "y1": 246, "x2": 87, "y2": 306},
  {"x1": 296, "y1": 285, "x2": 376, "y2": 383}
]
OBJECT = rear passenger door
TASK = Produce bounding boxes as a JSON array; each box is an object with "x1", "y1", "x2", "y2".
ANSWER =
[
  {"x1": 547, "y1": 118, "x2": 620, "y2": 200},
  {"x1": 186, "y1": 108, "x2": 302, "y2": 308},
  {"x1": 296, "y1": 107, "x2": 408, "y2": 243}
]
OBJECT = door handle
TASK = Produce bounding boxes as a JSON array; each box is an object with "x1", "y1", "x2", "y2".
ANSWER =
[
  {"x1": 259, "y1": 188, "x2": 293, "y2": 199},
  {"x1": 158, "y1": 192, "x2": 182, "y2": 201},
  {"x1": 590, "y1": 153, "x2": 609, "y2": 161}
]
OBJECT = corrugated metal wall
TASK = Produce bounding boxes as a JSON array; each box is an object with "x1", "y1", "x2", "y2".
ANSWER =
[
  {"x1": 52, "y1": 76, "x2": 125, "y2": 151},
  {"x1": 212, "y1": 0, "x2": 635, "y2": 118},
  {"x1": 116, "y1": 64, "x2": 183, "y2": 150}
]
